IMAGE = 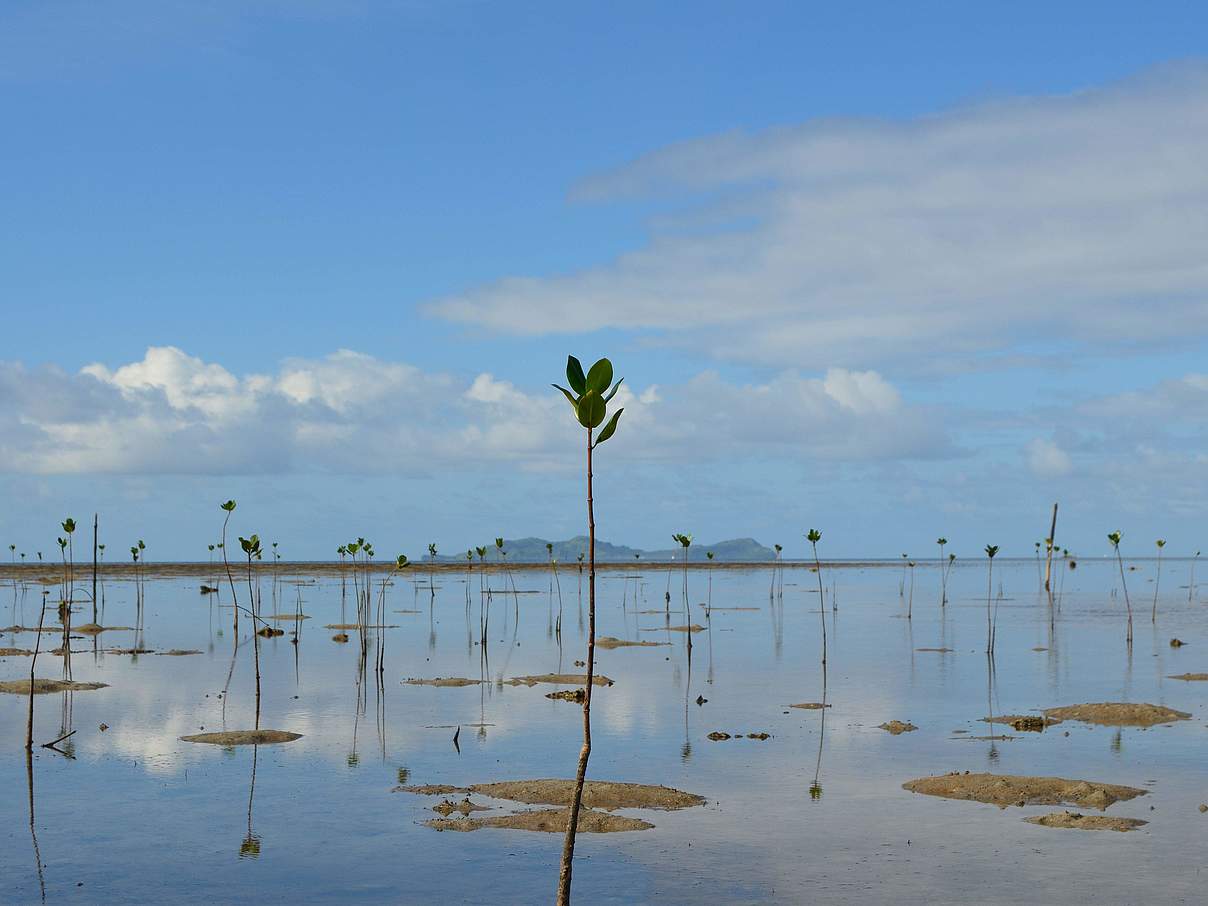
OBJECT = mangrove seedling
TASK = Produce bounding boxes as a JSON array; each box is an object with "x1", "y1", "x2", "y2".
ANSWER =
[
  {"x1": 220, "y1": 501, "x2": 240, "y2": 625},
  {"x1": 984, "y1": 545, "x2": 999, "y2": 655},
  {"x1": 1191, "y1": 550, "x2": 1201, "y2": 604},
  {"x1": 1108, "y1": 531, "x2": 1133, "y2": 645},
  {"x1": 936, "y1": 538, "x2": 948, "y2": 606},
  {"x1": 551, "y1": 353, "x2": 624, "y2": 906},
  {"x1": 807, "y1": 529, "x2": 827, "y2": 664},
  {"x1": 1152, "y1": 539, "x2": 1165, "y2": 622}
]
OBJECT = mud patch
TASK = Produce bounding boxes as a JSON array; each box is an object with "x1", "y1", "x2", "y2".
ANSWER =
[
  {"x1": 324, "y1": 623, "x2": 399, "y2": 629},
  {"x1": 596, "y1": 636, "x2": 668, "y2": 649},
  {"x1": 74, "y1": 624, "x2": 135, "y2": 634},
  {"x1": 156, "y1": 649, "x2": 202, "y2": 656},
  {"x1": 404, "y1": 677, "x2": 481, "y2": 687},
  {"x1": 0, "y1": 678, "x2": 108, "y2": 694},
  {"x1": 879, "y1": 720, "x2": 917, "y2": 734},
  {"x1": 546, "y1": 689, "x2": 585, "y2": 703},
  {"x1": 982, "y1": 714, "x2": 1061, "y2": 731},
  {"x1": 641, "y1": 624, "x2": 705, "y2": 633},
  {"x1": 1024, "y1": 811, "x2": 1147, "y2": 832},
  {"x1": 107, "y1": 647, "x2": 155, "y2": 655},
  {"x1": 433, "y1": 798, "x2": 490, "y2": 817},
  {"x1": 1043, "y1": 702, "x2": 1191, "y2": 727},
  {"x1": 427, "y1": 807, "x2": 652, "y2": 834},
  {"x1": 0, "y1": 647, "x2": 34, "y2": 656},
  {"x1": 265, "y1": 613, "x2": 309, "y2": 621},
  {"x1": 504, "y1": 674, "x2": 614, "y2": 687},
  {"x1": 903, "y1": 772, "x2": 1147, "y2": 809},
  {"x1": 397, "y1": 779, "x2": 703, "y2": 811},
  {"x1": 180, "y1": 730, "x2": 302, "y2": 745},
  {"x1": 790, "y1": 702, "x2": 831, "y2": 710},
  {"x1": 1168, "y1": 673, "x2": 1208, "y2": 681},
  {"x1": 916, "y1": 647, "x2": 954, "y2": 653}
]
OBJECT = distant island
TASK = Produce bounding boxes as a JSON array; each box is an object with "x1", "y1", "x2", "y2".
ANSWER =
[{"x1": 428, "y1": 536, "x2": 776, "y2": 564}]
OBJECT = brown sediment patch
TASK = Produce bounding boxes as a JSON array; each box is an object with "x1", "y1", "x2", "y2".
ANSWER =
[
  {"x1": 1, "y1": 625, "x2": 62, "y2": 634},
  {"x1": 1169, "y1": 638, "x2": 1186, "y2": 647},
  {"x1": 916, "y1": 647, "x2": 954, "y2": 652},
  {"x1": 433, "y1": 797, "x2": 490, "y2": 817},
  {"x1": 0, "y1": 678, "x2": 108, "y2": 694},
  {"x1": 75, "y1": 624, "x2": 135, "y2": 634},
  {"x1": 393, "y1": 610, "x2": 422, "y2": 614},
  {"x1": 404, "y1": 677, "x2": 481, "y2": 688},
  {"x1": 107, "y1": 647, "x2": 156, "y2": 655},
  {"x1": 180, "y1": 730, "x2": 302, "y2": 745},
  {"x1": 707, "y1": 731, "x2": 731, "y2": 740},
  {"x1": 324, "y1": 623, "x2": 399, "y2": 630},
  {"x1": 640, "y1": 625, "x2": 705, "y2": 633},
  {"x1": 331, "y1": 633, "x2": 349, "y2": 643},
  {"x1": 903, "y1": 772, "x2": 1147, "y2": 810},
  {"x1": 397, "y1": 779, "x2": 703, "y2": 811},
  {"x1": 265, "y1": 613, "x2": 309, "y2": 621},
  {"x1": 982, "y1": 715, "x2": 1061, "y2": 732},
  {"x1": 879, "y1": 721, "x2": 917, "y2": 734},
  {"x1": 427, "y1": 807, "x2": 652, "y2": 834},
  {"x1": 0, "y1": 647, "x2": 34, "y2": 656},
  {"x1": 1043, "y1": 702, "x2": 1191, "y2": 727},
  {"x1": 546, "y1": 689, "x2": 585, "y2": 703},
  {"x1": 596, "y1": 636, "x2": 668, "y2": 649},
  {"x1": 1024, "y1": 811, "x2": 1147, "y2": 832},
  {"x1": 1168, "y1": 673, "x2": 1208, "y2": 681},
  {"x1": 790, "y1": 702, "x2": 831, "y2": 710},
  {"x1": 747, "y1": 732, "x2": 771, "y2": 740},
  {"x1": 256, "y1": 627, "x2": 285, "y2": 638},
  {"x1": 700, "y1": 607, "x2": 760, "y2": 612},
  {"x1": 156, "y1": 649, "x2": 202, "y2": 656},
  {"x1": 504, "y1": 674, "x2": 614, "y2": 687}
]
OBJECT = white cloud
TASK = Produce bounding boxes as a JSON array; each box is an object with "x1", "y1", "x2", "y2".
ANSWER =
[
  {"x1": 426, "y1": 64, "x2": 1208, "y2": 371},
  {"x1": 0, "y1": 347, "x2": 946, "y2": 475},
  {"x1": 1026, "y1": 438, "x2": 1073, "y2": 477}
]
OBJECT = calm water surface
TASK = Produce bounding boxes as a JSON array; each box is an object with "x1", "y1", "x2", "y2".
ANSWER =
[{"x1": 2, "y1": 560, "x2": 1206, "y2": 904}]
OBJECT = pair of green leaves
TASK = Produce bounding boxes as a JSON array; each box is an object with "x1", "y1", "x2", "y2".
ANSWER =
[
  {"x1": 673, "y1": 533, "x2": 693, "y2": 549},
  {"x1": 985, "y1": 545, "x2": 999, "y2": 558},
  {"x1": 62, "y1": 518, "x2": 76, "y2": 534},
  {"x1": 1107, "y1": 531, "x2": 1122, "y2": 548},
  {"x1": 240, "y1": 534, "x2": 262, "y2": 558},
  {"x1": 807, "y1": 529, "x2": 822, "y2": 544},
  {"x1": 553, "y1": 356, "x2": 624, "y2": 445}
]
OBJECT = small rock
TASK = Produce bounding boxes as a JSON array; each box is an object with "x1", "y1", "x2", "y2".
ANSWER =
[
  {"x1": 707, "y1": 731, "x2": 731, "y2": 741},
  {"x1": 1170, "y1": 638, "x2": 1186, "y2": 647},
  {"x1": 1199, "y1": 804, "x2": 1207, "y2": 813},
  {"x1": 98, "y1": 723, "x2": 109, "y2": 732}
]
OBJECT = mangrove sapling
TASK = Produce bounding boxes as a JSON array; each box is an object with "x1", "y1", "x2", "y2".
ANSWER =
[
  {"x1": 551, "y1": 353, "x2": 624, "y2": 906},
  {"x1": 705, "y1": 551, "x2": 714, "y2": 616},
  {"x1": 220, "y1": 501, "x2": 240, "y2": 627},
  {"x1": 1034, "y1": 541, "x2": 1043, "y2": 590},
  {"x1": 807, "y1": 530, "x2": 827, "y2": 664},
  {"x1": 936, "y1": 538, "x2": 948, "y2": 606},
  {"x1": 773, "y1": 543, "x2": 784, "y2": 598},
  {"x1": 1152, "y1": 539, "x2": 1165, "y2": 622},
  {"x1": 428, "y1": 543, "x2": 438, "y2": 596},
  {"x1": 25, "y1": 585, "x2": 48, "y2": 751},
  {"x1": 906, "y1": 561, "x2": 915, "y2": 620},
  {"x1": 1043, "y1": 503, "x2": 1059, "y2": 592},
  {"x1": 899, "y1": 553, "x2": 908, "y2": 597},
  {"x1": 673, "y1": 533, "x2": 693, "y2": 609},
  {"x1": 239, "y1": 534, "x2": 265, "y2": 722},
  {"x1": 984, "y1": 546, "x2": 999, "y2": 655},
  {"x1": 1108, "y1": 532, "x2": 1133, "y2": 646},
  {"x1": 1191, "y1": 551, "x2": 1201, "y2": 604}
]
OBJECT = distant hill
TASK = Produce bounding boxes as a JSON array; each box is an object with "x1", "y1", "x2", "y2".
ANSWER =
[{"x1": 430, "y1": 536, "x2": 775, "y2": 564}]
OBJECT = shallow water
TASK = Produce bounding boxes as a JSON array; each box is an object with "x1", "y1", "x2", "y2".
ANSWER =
[{"x1": 2, "y1": 560, "x2": 1205, "y2": 904}]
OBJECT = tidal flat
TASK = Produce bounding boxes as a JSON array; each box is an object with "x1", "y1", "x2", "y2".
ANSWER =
[{"x1": 2, "y1": 559, "x2": 1205, "y2": 903}]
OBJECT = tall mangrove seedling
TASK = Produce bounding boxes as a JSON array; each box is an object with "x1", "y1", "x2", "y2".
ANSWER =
[
  {"x1": 1108, "y1": 531, "x2": 1133, "y2": 646},
  {"x1": 1152, "y1": 539, "x2": 1165, "y2": 623},
  {"x1": 936, "y1": 538, "x2": 948, "y2": 606},
  {"x1": 984, "y1": 545, "x2": 999, "y2": 655},
  {"x1": 551, "y1": 353, "x2": 624, "y2": 906},
  {"x1": 807, "y1": 530, "x2": 826, "y2": 664},
  {"x1": 220, "y1": 501, "x2": 240, "y2": 626}
]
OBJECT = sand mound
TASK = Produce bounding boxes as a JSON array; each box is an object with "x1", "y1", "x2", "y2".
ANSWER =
[
  {"x1": 180, "y1": 730, "x2": 302, "y2": 745},
  {"x1": 1043, "y1": 702, "x2": 1191, "y2": 727},
  {"x1": 427, "y1": 807, "x2": 652, "y2": 834},
  {"x1": 1168, "y1": 673, "x2": 1208, "y2": 681},
  {"x1": 156, "y1": 649, "x2": 202, "y2": 656},
  {"x1": 879, "y1": 720, "x2": 917, "y2": 734},
  {"x1": 641, "y1": 625, "x2": 705, "y2": 633},
  {"x1": 790, "y1": 702, "x2": 831, "y2": 710},
  {"x1": 596, "y1": 636, "x2": 667, "y2": 649},
  {"x1": 1024, "y1": 811, "x2": 1147, "y2": 832},
  {"x1": 398, "y1": 779, "x2": 703, "y2": 811},
  {"x1": 0, "y1": 647, "x2": 34, "y2": 656},
  {"x1": 265, "y1": 613, "x2": 309, "y2": 621},
  {"x1": 404, "y1": 677, "x2": 481, "y2": 687},
  {"x1": 75, "y1": 624, "x2": 135, "y2": 634},
  {"x1": 903, "y1": 772, "x2": 1147, "y2": 809},
  {"x1": 504, "y1": 674, "x2": 614, "y2": 687},
  {"x1": 982, "y1": 715, "x2": 1061, "y2": 731},
  {"x1": 0, "y1": 678, "x2": 108, "y2": 694}
]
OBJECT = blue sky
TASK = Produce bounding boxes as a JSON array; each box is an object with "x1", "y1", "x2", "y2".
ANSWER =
[{"x1": 3, "y1": 1, "x2": 1208, "y2": 560}]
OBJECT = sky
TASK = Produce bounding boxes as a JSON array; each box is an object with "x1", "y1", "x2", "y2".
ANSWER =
[{"x1": 2, "y1": 1, "x2": 1208, "y2": 561}]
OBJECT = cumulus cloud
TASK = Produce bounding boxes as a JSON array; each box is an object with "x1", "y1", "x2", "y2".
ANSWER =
[
  {"x1": 426, "y1": 64, "x2": 1208, "y2": 371},
  {"x1": 1026, "y1": 438, "x2": 1073, "y2": 477},
  {"x1": 0, "y1": 347, "x2": 947, "y2": 475}
]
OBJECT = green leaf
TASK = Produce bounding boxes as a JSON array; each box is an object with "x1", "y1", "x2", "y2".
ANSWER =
[
  {"x1": 603, "y1": 377, "x2": 624, "y2": 402},
  {"x1": 566, "y1": 356, "x2": 586, "y2": 395},
  {"x1": 552, "y1": 384, "x2": 578, "y2": 410},
  {"x1": 577, "y1": 389, "x2": 606, "y2": 429},
  {"x1": 593, "y1": 407, "x2": 623, "y2": 445},
  {"x1": 585, "y1": 358, "x2": 613, "y2": 395}
]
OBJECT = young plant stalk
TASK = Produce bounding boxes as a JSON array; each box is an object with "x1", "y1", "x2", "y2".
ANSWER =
[
  {"x1": 1108, "y1": 532, "x2": 1133, "y2": 646},
  {"x1": 1152, "y1": 539, "x2": 1165, "y2": 623},
  {"x1": 984, "y1": 546, "x2": 999, "y2": 655},
  {"x1": 552, "y1": 354, "x2": 624, "y2": 906},
  {"x1": 807, "y1": 530, "x2": 826, "y2": 664}
]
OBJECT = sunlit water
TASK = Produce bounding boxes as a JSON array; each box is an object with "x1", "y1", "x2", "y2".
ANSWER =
[{"x1": 2, "y1": 559, "x2": 1206, "y2": 904}]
